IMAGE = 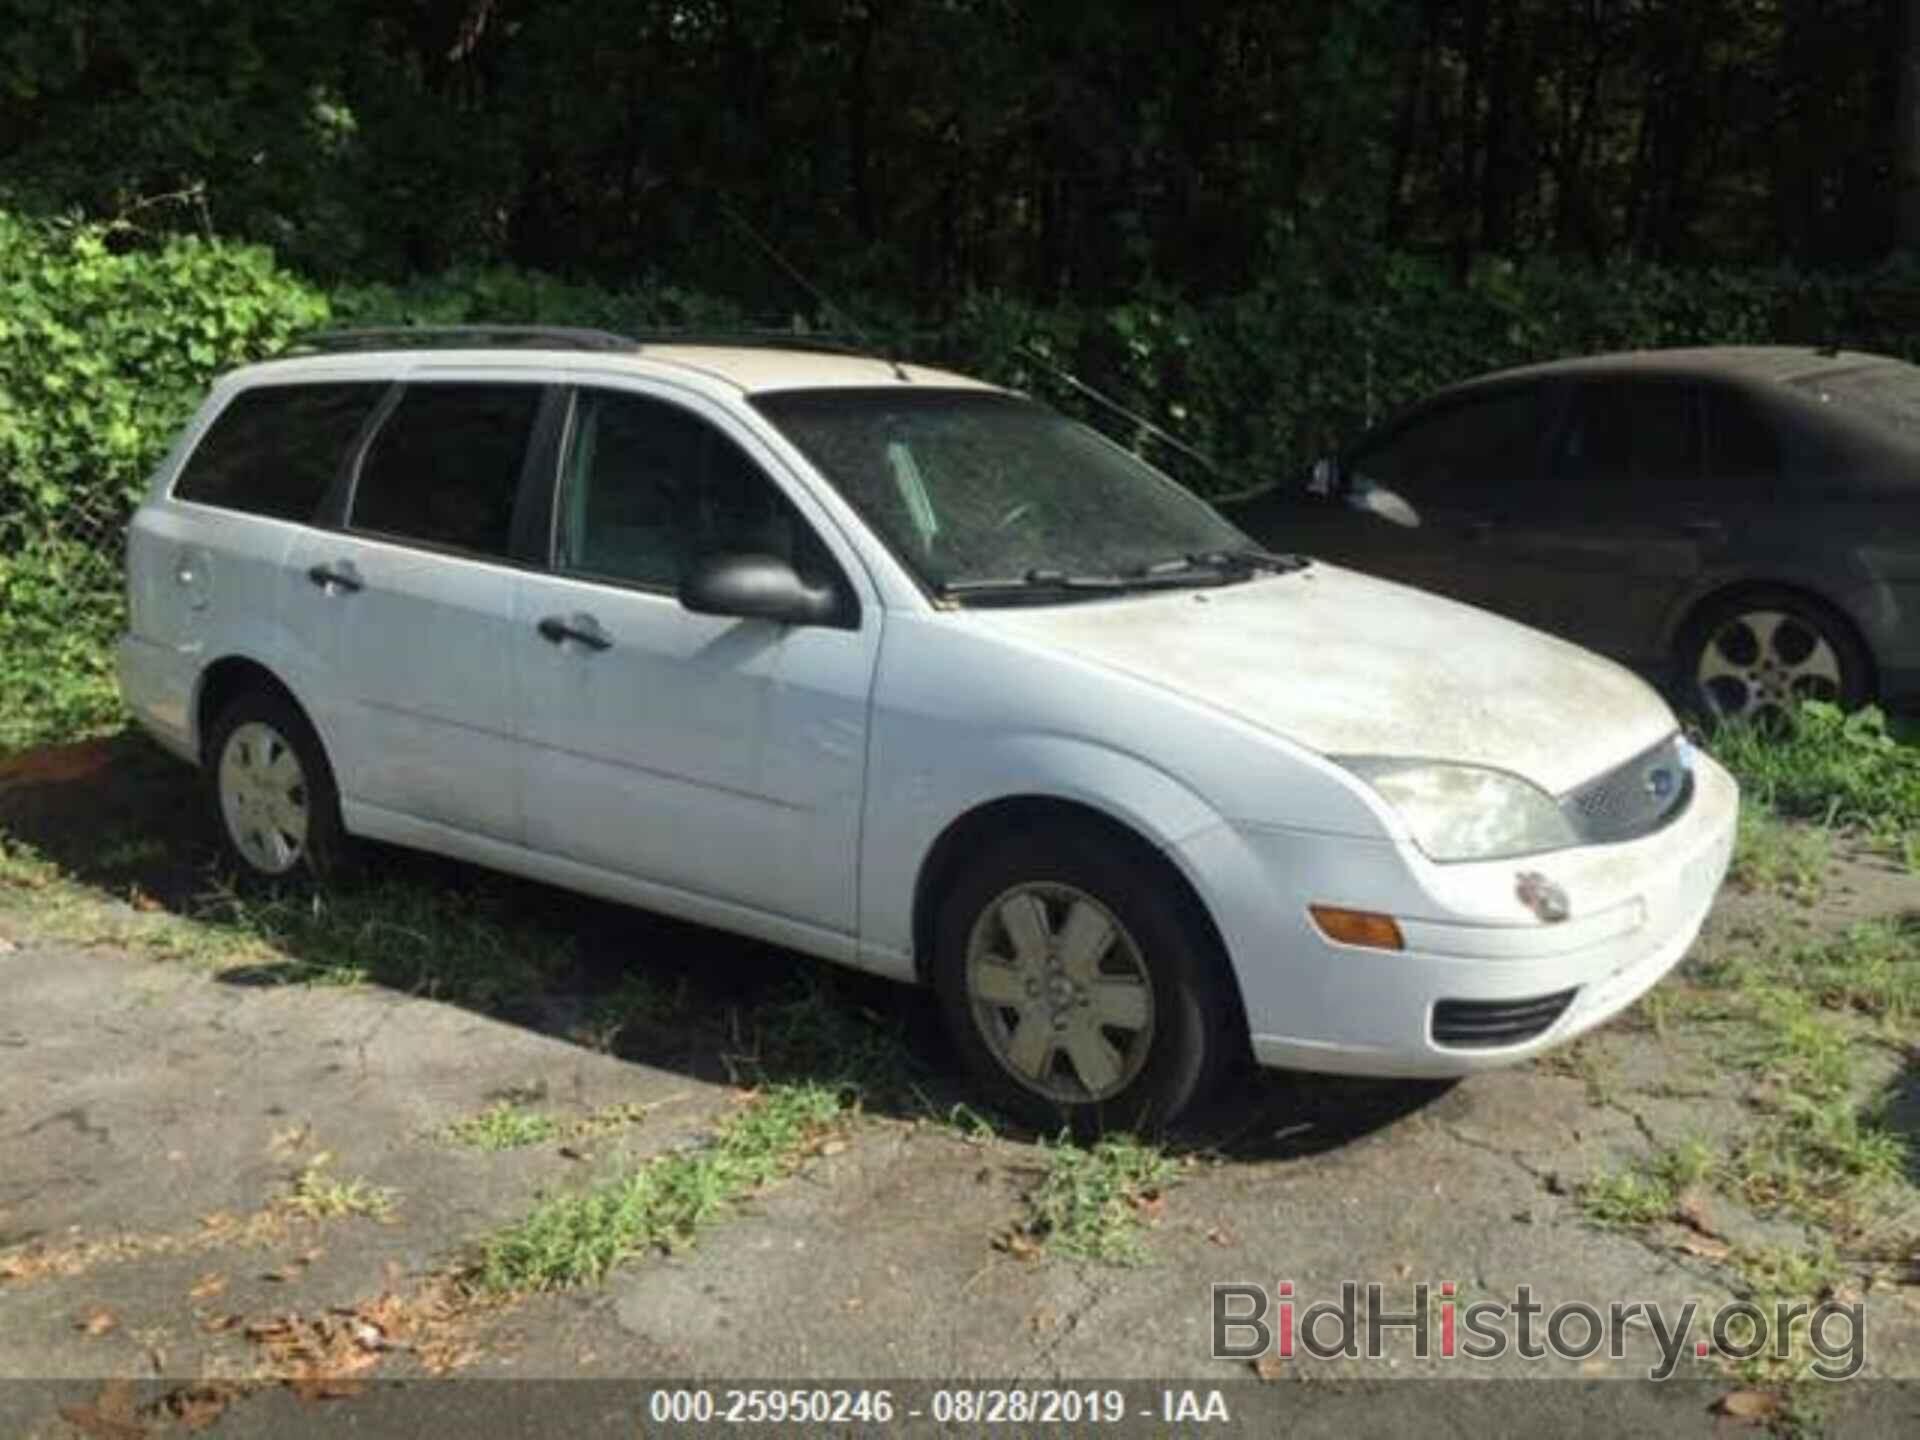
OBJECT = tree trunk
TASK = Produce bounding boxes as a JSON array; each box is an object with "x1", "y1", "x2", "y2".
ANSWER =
[{"x1": 1896, "y1": 0, "x2": 1920, "y2": 249}]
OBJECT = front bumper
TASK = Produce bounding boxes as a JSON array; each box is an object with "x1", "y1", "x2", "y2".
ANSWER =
[{"x1": 1181, "y1": 751, "x2": 1739, "y2": 1078}]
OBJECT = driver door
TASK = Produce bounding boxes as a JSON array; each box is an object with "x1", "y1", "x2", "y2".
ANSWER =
[{"x1": 512, "y1": 385, "x2": 879, "y2": 939}]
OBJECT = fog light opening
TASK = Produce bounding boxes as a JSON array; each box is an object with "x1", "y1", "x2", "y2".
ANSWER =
[{"x1": 1309, "y1": 905, "x2": 1405, "y2": 951}]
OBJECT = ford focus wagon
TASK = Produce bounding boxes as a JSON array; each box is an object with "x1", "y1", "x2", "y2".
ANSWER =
[{"x1": 118, "y1": 327, "x2": 1739, "y2": 1128}]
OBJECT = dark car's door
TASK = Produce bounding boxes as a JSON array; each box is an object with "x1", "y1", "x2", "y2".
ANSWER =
[
  {"x1": 1466, "y1": 376, "x2": 1729, "y2": 662},
  {"x1": 1239, "y1": 382, "x2": 1558, "y2": 606}
]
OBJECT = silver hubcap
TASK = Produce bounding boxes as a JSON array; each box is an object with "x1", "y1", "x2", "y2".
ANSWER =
[
  {"x1": 964, "y1": 882, "x2": 1154, "y2": 1104},
  {"x1": 1696, "y1": 609, "x2": 1843, "y2": 724},
  {"x1": 218, "y1": 721, "x2": 310, "y2": 875}
]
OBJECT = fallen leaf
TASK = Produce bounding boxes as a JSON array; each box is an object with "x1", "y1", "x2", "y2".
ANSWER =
[
  {"x1": 1205, "y1": 1225, "x2": 1235, "y2": 1246},
  {"x1": 201, "y1": 1313, "x2": 241, "y2": 1333},
  {"x1": 1714, "y1": 1389, "x2": 1779, "y2": 1420},
  {"x1": 160, "y1": 1383, "x2": 237, "y2": 1433},
  {"x1": 75, "y1": 1308, "x2": 118, "y2": 1336},
  {"x1": 1674, "y1": 1188, "x2": 1719, "y2": 1237},
  {"x1": 54, "y1": 1407, "x2": 145, "y2": 1440},
  {"x1": 994, "y1": 1229, "x2": 1042, "y2": 1260},
  {"x1": 189, "y1": 1272, "x2": 227, "y2": 1301},
  {"x1": 1028, "y1": 1304, "x2": 1059, "y2": 1332},
  {"x1": 289, "y1": 1377, "x2": 365, "y2": 1402},
  {"x1": 819, "y1": 1138, "x2": 848, "y2": 1157},
  {"x1": 1676, "y1": 1234, "x2": 1731, "y2": 1262},
  {"x1": 1251, "y1": 1352, "x2": 1287, "y2": 1381},
  {"x1": 1131, "y1": 1191, "x2": 1167, "y2": 1222},
  {"x1": 0, "y1": 937, "x2": 17, "y2": 955}
]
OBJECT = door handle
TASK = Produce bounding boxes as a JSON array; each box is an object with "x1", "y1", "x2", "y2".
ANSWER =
[
  {"x1": 1680, "y1": 519, "x2": 1724, "y2": 541},
  {"x1": 307, "y1": 561, "x2": 364, "y2": 593},
  {"x1": 537, "y1": 612, "x2": 613, "y2": 651}
]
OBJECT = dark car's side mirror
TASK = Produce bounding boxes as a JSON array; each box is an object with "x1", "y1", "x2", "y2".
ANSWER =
[
  {"x1": 1306, "y1": 456, "x2": 1340, "y2": 496},
  {"x1": 678, "y1": 552, "x2": 843, "y2": 626},
  {"x1": 1347, "y1": 480, "x2": 1421, "y2": 528}
]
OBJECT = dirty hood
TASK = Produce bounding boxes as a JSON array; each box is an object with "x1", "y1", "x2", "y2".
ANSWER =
[{"x1": 974, "y1": 563, "x2": 1677, "y2": 796}]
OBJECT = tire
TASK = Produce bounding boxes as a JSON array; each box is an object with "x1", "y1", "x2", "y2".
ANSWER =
[
  {"x1": 930, "y1": 822, "x2": 1235, "y2": 1135},
  {"x1": 204, "y1": 688, "x2": 352, "y2": 884},
  {"x1": 1676, "y1": 587, "x2": 1872, "y2": 726}
]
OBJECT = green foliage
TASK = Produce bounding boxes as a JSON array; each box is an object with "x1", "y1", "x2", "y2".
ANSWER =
[
  {"x1": 0, "y1": 539, "x2": 126, "y2": 753},
  {"x1": 1710, "y1": 702, "x2": 1920, "y2": 849},
  {"x1": 1017, "y1": 1135, "x2": 1176, "y2": 1265},
  {"x1": 0, "y1": 210, "x2": 327, "y2": 549}
]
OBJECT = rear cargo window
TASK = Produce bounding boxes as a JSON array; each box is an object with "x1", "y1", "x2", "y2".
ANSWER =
[{"x1": 173, "y1": 383, "x2": 387, "y2": 520}]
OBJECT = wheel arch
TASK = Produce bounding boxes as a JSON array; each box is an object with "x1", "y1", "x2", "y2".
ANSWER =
[
  {"x1": 908, "y1": 794, "x2": 1250, "y2": 1044},
  {"x1": 193, "y1": 656, "x2": 313, "y2": 765}
]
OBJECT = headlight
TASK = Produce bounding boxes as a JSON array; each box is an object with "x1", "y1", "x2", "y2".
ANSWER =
[{"x1": 1335, "y1": 758, "x2": 1578, "y2": 863}]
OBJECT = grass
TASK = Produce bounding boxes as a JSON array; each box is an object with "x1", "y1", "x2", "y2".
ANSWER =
[
  {"x1": 1578, "y1": 1140, "x2": 1716, "y2": 1228},
  {"x1": 1729, "y1": 808, "x2": 1831, "y2": 900},
  {"x1": 1014, "y1": 1134, "x2": 1177, "y2": 1264},
  {"x1": 470, "y1": 1081, "x2": 846, "y2": 1292},
  {"x1": 1708, "y1": 701, "x2": 1920, "y2": 861},
  {"x1": 445, "y1": 1103, "x2": 566, "y2": 1152},
  {"x1": 282, "y1": 1156, "x2": 398, "y2": 1221}
]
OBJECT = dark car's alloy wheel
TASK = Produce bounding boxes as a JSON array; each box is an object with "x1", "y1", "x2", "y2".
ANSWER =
[
  {"x1": 1682, "y1": 591, "x2": 1869, "y2": 726},
  {"x1": 932, "y1": 824, "x2": 1232, "y2": 1133}
]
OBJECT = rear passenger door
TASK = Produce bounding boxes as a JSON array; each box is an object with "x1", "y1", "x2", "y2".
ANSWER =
[
  {"x1": 288, "y1": 377, "x2": 555, "y2": 844},
  {"x1": 1478, "y1": 378, "x2": 1713, "y2": 660}
]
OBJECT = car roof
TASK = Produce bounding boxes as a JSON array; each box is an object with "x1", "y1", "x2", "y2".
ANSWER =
[
  {"x1": 218, "y1": 342, "x2": 1001, "y2": 399},
  {"x1": 1461, "y1": 345, "x2": 1906, "y2": 390}
]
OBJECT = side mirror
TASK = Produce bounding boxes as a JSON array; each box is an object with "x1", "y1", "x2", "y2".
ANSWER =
[
  {"x1": 678, "y1": 552, "x2": 842, "y2": 626},
  {"x1": 1347, "y1": 482, "x2": 1421, "y2": 528},
  {"x1": 1306, "y1": 457, "x2": 1339, "y2": 497}
]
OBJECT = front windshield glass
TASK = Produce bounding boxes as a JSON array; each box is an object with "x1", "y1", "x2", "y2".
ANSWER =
[{"x1": 753, "y1": 388, "x2": 1252, "y2": 592}]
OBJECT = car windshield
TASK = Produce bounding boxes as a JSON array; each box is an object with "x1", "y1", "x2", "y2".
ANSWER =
[
  {"x1": 752, "y1": 388, "x2": 1256, "y2": 596},
  {"x1": 1788, "y1": 363, "x2": 1920, "y2": 445}
]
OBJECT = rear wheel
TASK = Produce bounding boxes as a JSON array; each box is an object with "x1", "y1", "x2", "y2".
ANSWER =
[
  {"x1": 931, "y1": 823, "x2": 1234, "y2": 1134},
  {"x1": 1678, "y1": 589, "x2": 1870, "y2": 726},
  {"x1": 205, "y1": 689, "x2": 351, "y2": 883}
]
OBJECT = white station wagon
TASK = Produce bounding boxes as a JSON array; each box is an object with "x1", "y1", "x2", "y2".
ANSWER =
[{"x1": 118, "y1": 328, "x2": 1739, "y2": 1128}]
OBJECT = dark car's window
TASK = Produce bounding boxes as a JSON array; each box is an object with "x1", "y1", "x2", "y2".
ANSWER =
[
  {"x1": 1551, "y1": 380, "x2": 1700, "y2": 494},
  {"x1": 1704, "y1": 386, "x2": 1780, "y2": 488},
  {"x1": 1349, "y1": 387, "x2": 1544, "y2": 503},
  {"x1": 350, "y1": 384, "x2": 542, "y2": 557},
  {"x1": 174, "y1": 383, "x2": 386, "y2": 521},
  {"x1": 556, "y1": 388, "x2": 839, "y2": 593}
]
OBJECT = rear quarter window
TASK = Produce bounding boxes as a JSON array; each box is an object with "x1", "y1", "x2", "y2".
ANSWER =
[{"x1": 172, "y1": 383, "x2": 388, "y2": 520}]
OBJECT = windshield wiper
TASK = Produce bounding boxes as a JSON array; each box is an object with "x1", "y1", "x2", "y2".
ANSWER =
[
  {"x1": 1133, "y1": 548, "x2": 1309, "y2": 578},
  {"x1": 937, "y1": 568, "x2": 1133, "y2": 601}
]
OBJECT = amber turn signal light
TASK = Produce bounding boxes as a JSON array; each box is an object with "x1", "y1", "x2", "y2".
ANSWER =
[{"x1": 1309, "y1": 905, "x2": 1405, "y2": 951}]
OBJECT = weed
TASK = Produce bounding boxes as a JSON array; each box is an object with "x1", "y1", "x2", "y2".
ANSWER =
[
  {"x1": 1578, "y1": 1140, "x2": 1716, "y2": 1228},
  {"x1": 471, "y1": 1082, "x2": 846, "y2": 1292},
  {"x1": 1729, "y1": 809, "x2": 1830, "y2": 900},
  {"x1": 1709, "y1": 702, "x2": 1920, "y2": 858},
  {"x1": 1017, "y1": 1135, "x2": 1176, "y2": 1264},
  {"x1": 445, "y1": 1103, "x2": 564, "y2": 1152},
  {"x1": 283, "y1": 1157, "x2": 398, "y2": 1221}
]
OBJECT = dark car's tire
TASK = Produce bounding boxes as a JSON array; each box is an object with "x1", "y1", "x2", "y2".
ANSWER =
[
  {"x1": 1677, "y1": 587, "x2": 1873, "y2": 725},
  {"x1": 204, "y1": 688, "x2": 353, "y2": 884},
  {"x1": 931, "y1": 822, "x2": 1236, "y2": 1136}
]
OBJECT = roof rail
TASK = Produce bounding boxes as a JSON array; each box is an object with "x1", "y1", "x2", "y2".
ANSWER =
[{"x1": 290, "y1": 325, "x2": 639, "y2": 354}]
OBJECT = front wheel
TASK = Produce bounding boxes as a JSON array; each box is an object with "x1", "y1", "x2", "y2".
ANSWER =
[{"x1": 931, "y1": 824, "x2": 1235, "y2": 1134}]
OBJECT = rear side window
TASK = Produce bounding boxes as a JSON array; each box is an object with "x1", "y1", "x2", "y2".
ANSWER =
[
  {"x1": 1550, "y1": 379, "x2": 1701, "y2": 495},
  {"x1": 350, "y1": 384, "x2": 543, "y2": 557},
  {"x1": 173, "y1": 383, "x2": 386, "y2": 520}
]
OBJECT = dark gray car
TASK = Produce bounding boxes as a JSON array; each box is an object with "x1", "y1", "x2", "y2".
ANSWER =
[{"x1": 1227, "y1": 346, "x2": 1920, "y2": 722}]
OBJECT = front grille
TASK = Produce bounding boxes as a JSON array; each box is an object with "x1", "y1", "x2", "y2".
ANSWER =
[
  {"x1": 1558, "y1": 733, "x2": 1693, "y2": 845},
  {"x1": 1431, "y1": 989, "x2": 1578, "y2": 1049}
]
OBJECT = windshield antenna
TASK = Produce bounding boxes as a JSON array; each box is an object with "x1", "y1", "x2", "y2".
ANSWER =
[
  {"x1": 717, "y1": 199, "x2": 910, "y2": 382},
  {"x1": 1016, "y1": 347, "x2": 1224, "y2": 481}
]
